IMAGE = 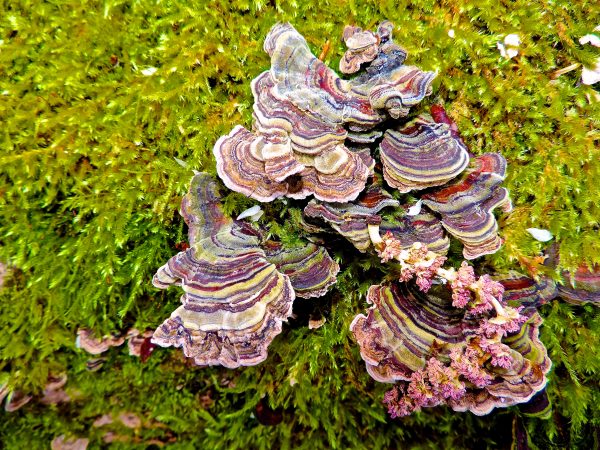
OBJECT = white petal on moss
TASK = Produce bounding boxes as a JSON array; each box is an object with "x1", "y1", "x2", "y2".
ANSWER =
[
  {"x1": 406, "y1": 199, "x2": 423, "y2": 216},
  {"x1": 582, "y1": 58, "x2": 600, "y2": 85},
  {"x1": 236, "y1": 205, "x2": 263, "y2": 221},
  {"x1": 506, "y1": 48, "x2": 519, "y2": 59},
  {"x1": 497, "y1": 42, "x2": 508, "y2": 58},
  {"x1": 141, "y1": 67, "x2": 157, "y2": 76},
  {"x1": 448, "y1": 29, "x2": 455, "y2": 38},
  {"x1": 580, "y1": 34, "x2": 600, "y2": 47},
  {"x1": 504, "y1": 34, "x2": 521, "y2": 47},
  {"x1": 526, "y1": 228, "x2": 553, "y2": 242},
  {"x1": 498, "y1": 34, "x2": 521, "y2": 59}
]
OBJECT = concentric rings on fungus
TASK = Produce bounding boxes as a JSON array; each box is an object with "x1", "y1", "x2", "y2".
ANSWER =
[
  {"x1": 340, "y1": 25, "x2": 380, "y2": 74},
  {"x1": 422, "y1": 154, "x2": 512, "y2": 259},
  {"x1": 351, "y1": 282, "x2": 550, "y2": 415},
  {"x1": 303, "y1": 176, "x2": 400, "y2": 252},
  {"x1": 152, "y1": 173, "x2": 295, "y2": 368},
  {"x1": 262, "y1": 241, "x2": 340, "y2": 299},
  {"x1": 215, "y1": 21, "x2": 435, "y2": 203},
  {"x1": 496, "y1": 271, "x2": 558, "y2": 313},
  {"x1": 380, "y1": 113, "x2": 470, "y2": 193}
]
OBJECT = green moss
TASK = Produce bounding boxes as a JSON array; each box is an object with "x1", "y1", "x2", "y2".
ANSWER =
[{"x1": 1, "y1": 0, "x2": 599, "y2": 448}]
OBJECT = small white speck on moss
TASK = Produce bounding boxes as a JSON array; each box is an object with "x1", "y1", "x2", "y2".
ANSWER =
[{"x1": 141, "y1": 67, "x2": 157, "y2": 76}]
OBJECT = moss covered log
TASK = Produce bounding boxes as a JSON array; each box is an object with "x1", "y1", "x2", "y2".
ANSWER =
[{"x1": 1, "y1": 0, "x2": 599, "y2": 448}]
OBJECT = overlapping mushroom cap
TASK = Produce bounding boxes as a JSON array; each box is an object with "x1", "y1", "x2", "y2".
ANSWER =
[
  {"x1": 262, "y1": 241, "x2": 339, "y2": 299},
  {"x1": 351, "y1": 282, "x2": 550, "y2": 415},
  {"x1": 214, "y1": 21, "x2": 435, "y2": 203},
  {"x1": 152, "y1": 173, "x2": 339, "y2": 367},
  {"x1": 214, "y1": 22, "x2": 375, "y2": 203},
  {"x1": 380, "y1": 211, "x2": 450, "y2": 256},
  {"x1": 347, "y1": 21, "x2": 433, "y2": 119},
  {"x1": 303, "y1": 176, "x2": 400, "y2": 251},
  {"x1": 149, "y1": 20, "x2": 544, "y2": 421},
  {"x1": 76, "y1": 329, "x2": 125, "y2": 355},
  {"x1": 380, "y1": 112, "x2": 470, "y2": 193},
  {"x1": 340, "y1": 25, "x2": 380, "y2": 74},
  {"x1": 422, "y1": 154, "x2": 512, "y2": 259},
  {"x1": 304, "y1": 175, "x2": 450, "y2": 255},
  {"x1": 152, "y1": 173, "x2": 296, "y2": 368},
  {"x1": 351, "y1": 283, "x2": 465, "y2": 382},
  {"x1": 497, "y1": 272, "x2": 558, "y2": 313},
  {"x1": 558, "y1": 265, "x2": 600, "y2": 305}
]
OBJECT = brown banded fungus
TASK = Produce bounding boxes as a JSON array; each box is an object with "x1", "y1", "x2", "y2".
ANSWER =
[
  {"x1": 147, "y1": 20, "x2": 554, "y2": 422},
  {"x1": 262, "y1": 241, "x2": 339, "y2": 299},
  {"x1": 558, "y1": 264, "x2": 600, "y2": 305}
]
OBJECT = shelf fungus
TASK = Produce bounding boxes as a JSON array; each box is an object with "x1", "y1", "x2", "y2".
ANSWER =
[
  {"x1": 351, "y1": 282, "x2": 550, "y2": 416},
  {"x1": 380, "y1": 210, "x2": 450, "y2": 256},
  {"x1": 262, "y1": 241, "x2": 339, "y2": 299},
  {"x1": 303, "y1": 176, "x2": 400, "y2": 252},
  {"x1": 380, "y1": 112, "x2": 470, "y2": 193},
  {"x1": 76, "y1": 329, "x2": 125, "y2": 355},
  {"x1": 146, "y1": 20, "x2": 543, "y2": 420},
  {"x1": 496, "y1": 272, "x2": 558, "y2": 313},
  {"x1": 558, "y1": 265, "x2": 600, "y2": 305},
  {"x1": 339, "y1": 25, "x2": 380, "y2": 74},
  {"x1": 346, "y1": 21, "x2": 433, "y2": 119},
  {"x1": 215, "y1": 21, "x2": 435, "y2": 203},
  {"x1": 304, "y1": 176, "x2": 450, "y2": 255},
  {"x1": 422, "y1": 154, "x2": 512, "y2": 259},
  {"x1": 152, "y1": 173, "x2": 296, "y2": 368}
]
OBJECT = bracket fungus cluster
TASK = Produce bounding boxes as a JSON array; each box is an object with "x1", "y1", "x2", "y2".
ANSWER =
[
  {"x1": 146, "y1": 20, "x2": 597, "y2": 420},
  {"x1": 152, "y1": 173, "x2": 338, "y2": 367}
]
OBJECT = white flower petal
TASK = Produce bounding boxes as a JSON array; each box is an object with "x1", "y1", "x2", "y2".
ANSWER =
[
  {"x1": 236, "y1": 205, "x2": 263, "y2": 221},
  {"x1": 406, "y1": 199, "x2": 423, "y2": 216},
  {"x1": 498, "y1": 34, "x2": 521, "y2": 59},
  {"x1": 141, "y1": 67, "x2": 157, "y2": 76},
  {"x1": 504, "y1": 34, "x2": 521, "y2": 47},
  {"x1": 507, "y1": 48, "x2": 519, "y2": 59},
  {"x1": 448, "y1": 29, "x2": 455, "y2": 38},
  {"x1": 582, "y1": 59, "x2": 600, "y2": 85},
  {"x1": 580, "y1": 34, "x2": 600, "y2": 47},
  {"x1": 526, "y1": 228, "x2": 553, "y2": 242},
  {"x1": 497, "y1": 42, "x2": 508, "y2": 58}
]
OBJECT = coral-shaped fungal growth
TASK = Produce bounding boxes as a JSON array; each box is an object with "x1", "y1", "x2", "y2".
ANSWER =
[
  {"x1": 152, "y1": 173, "x2": 296, "y2": 368},
  {"x1": 351, "y1": 281, "x2": 550, "y2": 416}
]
